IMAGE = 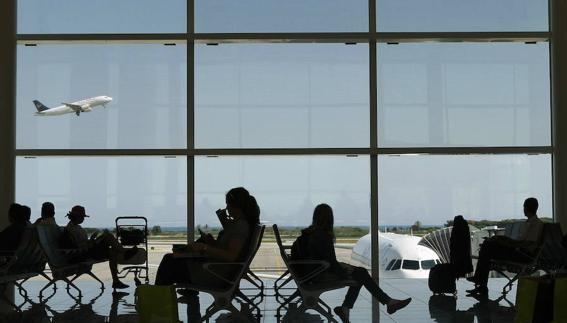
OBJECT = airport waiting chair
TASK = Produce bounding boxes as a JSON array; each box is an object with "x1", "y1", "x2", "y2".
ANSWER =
[
  {"x1": 0, "y1": 227, "x2": 49, "y2": 310},
  {"x1": 36, "y1": 225, "x2": 106, "y2": 302},
  {"x1": 240, "y1": 227, "x2": 266, "y2": 309},
  {"x1": 490, "y1": 223, "x2": 566, "y2": 295},
  {"x1": 177, "y1": 224, "x2": 265, "y2": 322},
  {"x1": 272, "y1": 224, "x2": 357, "y2": 323}
]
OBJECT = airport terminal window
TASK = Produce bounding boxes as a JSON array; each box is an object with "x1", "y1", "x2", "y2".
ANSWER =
[
  {"x1": 196, "y1": 43, "x2": 369, "y2": 148},
  {"x1": 402, "y1": 260, "x2": 420, "y2": 270},
  {"x1": 377, "y1": 0, "x2": 548, "y2": 32},
  {"x1": 16, "y1": 44, "x2": 187, "y2": 149},
  {"x1": 378, "y1": 154, "x2": 552, "y2": 225},
  {"x1": 17, "y1": 0, "x2": 187, "y2": 34},
  {"x1": 195, "y1": 155, "x2": 370, "y2": 228},
  {"x1": 195, "y1": 0, "x2": 367, "y2": 33},
  {"x1": 16, "y1": 156, "x2": 187, "y2": 228},
  {"x1": 377, "y1": 42, "x2": 550, "y2": 148}
]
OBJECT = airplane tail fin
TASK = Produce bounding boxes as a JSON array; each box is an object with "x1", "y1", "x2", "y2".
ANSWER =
[{"x1": 33, "y1": 100, "x2": 49, "y2": 112}]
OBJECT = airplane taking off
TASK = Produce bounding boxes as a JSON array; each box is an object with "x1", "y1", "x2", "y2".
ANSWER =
[{"x1": 33, "y1": 95, "x2": 113, "y2": 116}]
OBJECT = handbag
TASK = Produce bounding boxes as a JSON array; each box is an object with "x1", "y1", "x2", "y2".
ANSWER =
[
  {"x1": 554, "y1": 276, "x2": 567, "y2": 323},
  {"x1": 515, "y1": 276, "x2": 554, "y2": 323},
  {"x1": 136, "y1": 284, "x2": 180, "y2": 323}
]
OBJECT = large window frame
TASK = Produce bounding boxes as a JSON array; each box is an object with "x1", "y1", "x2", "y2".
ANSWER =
[{"x1": 12, "y1": 0, "x2": 563, "y2": 318}]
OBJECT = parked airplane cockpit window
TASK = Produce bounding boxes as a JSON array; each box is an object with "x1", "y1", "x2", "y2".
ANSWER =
[
  {"x1": 402, "y1": 260, "x2": 420, "y2": 270},
  {"x1": 420, "y1": 259, "x2": 436, "y2": 270},
  {"x1": 385, "y1": 259, "x2": 396, "y2": 271},
  {"x1": 391, "y1": 259, "x2": 402, "y2": 271}
]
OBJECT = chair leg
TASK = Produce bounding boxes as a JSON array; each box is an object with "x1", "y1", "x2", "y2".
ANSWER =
[
  {"x1": 86, "y1": 271, "x2": 105, "y2": 290},
  {"x1": 63, "y1": 277, "x2": 82, "y2": 301},
  {"x1": 39, "y1": 279, "x2": 57, "y2": 301},
  {"x1": 276, "y1": 290, "x2": 300, "y2": 320},
  {"x1": 313, "y1": 303, "x2": 339, "y2": 323}
]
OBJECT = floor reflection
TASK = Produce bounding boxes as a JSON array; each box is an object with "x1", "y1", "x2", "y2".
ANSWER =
[
  {"x1": 428, "y1": 294, "x2": 515, "y2": 323},
  {"x1": 0, "y1": 278, "x2": 518, "y2": 322}
]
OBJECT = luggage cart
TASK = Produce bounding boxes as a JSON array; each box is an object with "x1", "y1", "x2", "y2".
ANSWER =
[{"x1": 115, "y1": 216, "x2": 149, "y2": 285}]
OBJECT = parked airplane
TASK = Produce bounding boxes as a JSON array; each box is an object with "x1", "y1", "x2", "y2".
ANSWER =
[
  {"x1": 33, "y1": 95, "x2": 113, "y2": 116},
  {"x1": 352, "y1": 232, "x2": 441, "y2": 279}
]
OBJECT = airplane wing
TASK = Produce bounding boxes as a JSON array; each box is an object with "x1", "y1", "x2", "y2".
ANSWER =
[{"x1": 62, "y1": 102, "x2": 85, "y2": 116}]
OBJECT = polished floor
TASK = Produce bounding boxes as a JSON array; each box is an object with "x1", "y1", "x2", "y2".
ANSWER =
[{"x1": 0, "y1": 276, "x2": 516, "y2": 323}]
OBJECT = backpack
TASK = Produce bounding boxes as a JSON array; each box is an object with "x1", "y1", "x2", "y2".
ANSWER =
[
  {"x1": 428, "y1": 263, "x2": 456, "y2": 294},
  {"x1": 450, "y1": 215, "x2": 473, "y2": 278}
]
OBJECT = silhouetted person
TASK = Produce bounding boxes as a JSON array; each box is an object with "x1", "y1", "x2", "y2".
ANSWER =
[
  {"x1": 20, "y1": 204, "x2": 32, "y2": 225},
  {"x1": 467, "y1": 197, "x2": 544, "y2": 296},
  {"x1": 63, "y1": 205, "x2": 136, "y2": 290},
  {"x1": 155, "y1": 187, "x2": 260, "y2": 322},
  {"x1": 0, "y1": 203, "x2": 28, "y2": 252},
  {"x1": 295, "y1": 204, "x2": 411, "y2": 323},
  {"x1": 34, "y1": 202, "x2": 57, "y2": 226}
]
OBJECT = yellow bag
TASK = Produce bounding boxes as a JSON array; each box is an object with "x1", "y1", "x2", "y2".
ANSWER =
[
  {"x1": 136, "y1": 285, "x2": 180, "y2": 323},
  {"x1": 515, "y1": 276, "x2": 554, "y2": 323},
  {"x1": 554, "y1": 277, "x2": 567, "y2": 323}
]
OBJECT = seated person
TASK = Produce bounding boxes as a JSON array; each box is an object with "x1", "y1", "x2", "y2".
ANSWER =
[
  {"x1": 0, "y1": 203, "x2": 28, "y2": 252},
  {"x1": 63, "y1": 205, "x2": 136, "y2": 289},
  {"x1": 34, "y1": 202, "x2": 57, "y2": 226},
  {"x1": 154, "y1": 187, "x2": 260, "y2": 321},
  {"x1": 21, "y1": 205, "x2": 32, "y2": 225},
  {"x1": 467, "y1": 197, "x2": 544, "y2": 295},
  {"x1": 294, "y1": 204, "x2": 411, "y2": 323}
]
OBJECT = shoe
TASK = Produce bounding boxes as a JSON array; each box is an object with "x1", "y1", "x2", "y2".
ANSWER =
[
  {"x1": 466, "y1": 286, "x2": 488, "y2": 296},
  {"x1": 112, "y1": 281, "x2": 129, "y2": 290},
  {"x1": 177, "y1": 288, "x2": 198, "y2": 297},
  {"x1": 386, "y1": 298, "x2": 411, "y2": 314},
  {"x1": 333, "y1": 306, "x2": 350, "y2": 323}
]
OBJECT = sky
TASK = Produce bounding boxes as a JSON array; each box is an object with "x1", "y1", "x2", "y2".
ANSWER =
[{"x1": 13, "y1": 0, "x2": 553, "y2": 228}]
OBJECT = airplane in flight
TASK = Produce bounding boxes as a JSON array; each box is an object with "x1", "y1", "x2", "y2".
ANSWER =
[{"x1": 33, "y1": 95, "x2": 113, "y2": 116}]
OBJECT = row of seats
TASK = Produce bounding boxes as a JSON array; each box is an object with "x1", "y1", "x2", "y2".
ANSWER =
[{"x1": 0, "y1": 225, "x2": 107, "y2": 310}]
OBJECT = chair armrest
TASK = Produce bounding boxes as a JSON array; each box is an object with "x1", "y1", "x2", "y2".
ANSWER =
[
  {"x1": 57, "y1": 248, "x2": 84, "y2": 256},
  {"x1": 202, "y1": 262, "x2": 246, "y2": 285},
  {"x1": 0, "y1": 255, "x2": 18, "y2": 274},
  {"x1": 288, "y1": 260, "x2": 330, "y2": 284}
]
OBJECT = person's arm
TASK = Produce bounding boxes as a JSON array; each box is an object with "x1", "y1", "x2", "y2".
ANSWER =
[
  {"x1": 216, "y1": 209, "x2": 232, "y2": 229},
  {"x1": 190, "y1": 237, "x2": 246, "y2": 262}
]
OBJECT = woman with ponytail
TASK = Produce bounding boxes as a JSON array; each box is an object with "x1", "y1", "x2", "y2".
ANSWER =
[{"x1": 155, "y1": 187, "x2": 260, "y2": 320}]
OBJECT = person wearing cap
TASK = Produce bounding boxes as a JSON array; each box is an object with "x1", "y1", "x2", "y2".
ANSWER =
[
  {"x1": 34, "y1": 202, "x2": 57, "y2": 226},
  {"x1": 63, "y1": 205, "x2": 135, "y2": 289}
]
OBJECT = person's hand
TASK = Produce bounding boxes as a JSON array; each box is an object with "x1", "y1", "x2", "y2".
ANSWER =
[
  {"x1": 188, "y1": 242, "x2": 208, "y2": 255},
  {"x1": 201, "y1": 233, "x2": 215, "y2": 245},
  {"x1": 90, "y1": 231, "x2": 100, "y2": 240}
]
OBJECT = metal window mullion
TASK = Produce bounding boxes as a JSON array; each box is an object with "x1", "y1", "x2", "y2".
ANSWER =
[
  {"x1": 187, "y1": 0, "x2": 195, "y2": 242},
  {"x1": 13, "y1": 146, "x2": 553, "y2": 157},
  {"x1": 369, "y1": 0, "x2": 380, "y2": 321},
  {"x1": 551, "y1": 0, "x2": 567, "y2": 232}
]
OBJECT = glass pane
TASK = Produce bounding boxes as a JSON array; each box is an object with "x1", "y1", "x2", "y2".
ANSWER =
[
  {"x1": 196, "y1": 155, "x2": 370, "y2": 227},
  {"x1": 16, "y1": 156, "x2": 187, "y2": 228},
  {"x1": 18, "y1": 0, "x2": 186, "y2": 34},
  {"x1": 378, "y1": 43, "x2": 550, "y2": 147},
  {"x1": 196, "y1": 44, "x2": 369, "y2": 148},
  {"x1": 378, "y1": 0, "x2": 548, "y2": 32},
  {"x1": 421, "y1": 259, "x2": 436, "y2": 270},
  {"x1": 402, "y1": 260, "x2": 420, "y2": 270},
  {"x1": 378, "y1": 154, "x2": 552, "y2": 226},
  {"x1": 17, "y1": 44, "x2": 187, "y2": 149},
  {"x1": 196, "y1": 0, "x2": 367, "y2": 33}
]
